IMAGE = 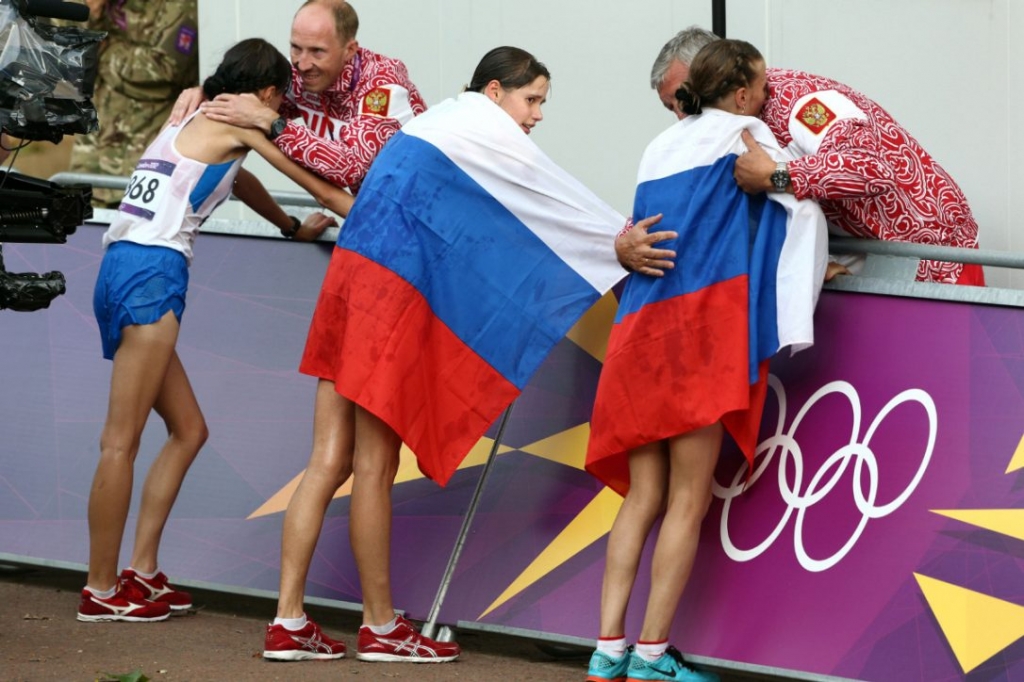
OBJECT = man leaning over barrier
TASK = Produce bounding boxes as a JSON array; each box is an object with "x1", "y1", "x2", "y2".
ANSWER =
[
  {"x1": 169, "y1": 0, "x2": 426, "y2": 195},
  {"x1": 619, "y1": 27, "x2": 984, "y2": 286},
  {"x1": 170, "y1": 0, "x2": 437, "y2": 665}
]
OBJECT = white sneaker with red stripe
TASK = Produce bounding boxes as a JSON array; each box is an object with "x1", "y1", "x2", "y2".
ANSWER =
[{"x1": 356, "y1": 615, "x2": 460, "y2": 663}]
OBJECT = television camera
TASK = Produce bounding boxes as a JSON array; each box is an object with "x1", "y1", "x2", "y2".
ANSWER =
[{"x1": 1, "y1": 0, "x2": 102, "y2": 311}]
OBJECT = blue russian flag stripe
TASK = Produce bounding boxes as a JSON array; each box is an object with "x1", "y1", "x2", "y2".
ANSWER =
[
  {"x1": 616, "y1": 153, "x2": 786, "y2": 383},
  {"x1": 338, "y1": 130, "x2": 601, "y2": 389}
]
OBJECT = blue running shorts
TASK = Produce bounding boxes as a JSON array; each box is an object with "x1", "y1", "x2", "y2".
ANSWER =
[{"x1": 93, "y1": 241, "x2": 188, "y2": 360}]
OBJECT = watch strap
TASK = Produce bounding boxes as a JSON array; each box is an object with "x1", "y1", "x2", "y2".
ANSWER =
[
  {"x1": 282, "y1": 215, "x2": 301, "y2": 238},
  {"x1": 268, "y1": 117, "x2": 287, "y2": 140},
  {"x1": 771, "y1": 161, "x2": 790, "y2": 192}
]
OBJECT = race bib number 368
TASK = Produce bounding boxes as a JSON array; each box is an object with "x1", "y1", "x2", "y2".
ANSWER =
[{"x1": 119, "y1": 159, "x2": 175, "y2": 221}]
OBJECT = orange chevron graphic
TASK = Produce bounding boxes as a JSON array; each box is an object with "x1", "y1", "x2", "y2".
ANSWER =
[
  {"x1": 915, "y1": 573, "x2": 1024, "y2": 673},
  {"x1": 1007, "y1": 432, "x2": 1024, "y2": 473},
  {"x1": 932, "y1": 509, "x2": 1024, "y2": 542},
  {"x1": 479, "y1": 487, "x2": 622, "y2": 618},
  {"x1": 565, "y1": 291, "x2": 618, "y2": 362},
  {"x1": 517, "y1": 423, "x2": 591, "y2": 470}
]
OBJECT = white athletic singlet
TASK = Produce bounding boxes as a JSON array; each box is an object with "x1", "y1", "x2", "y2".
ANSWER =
[{"x1": 102, "y1": 112, "x2": 246, "y2": 264}]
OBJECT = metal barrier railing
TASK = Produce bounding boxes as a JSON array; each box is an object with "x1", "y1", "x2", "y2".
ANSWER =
[
  {"x1": 825, "y1": 237, "x2": 1024, "y2": 307},
  {"x1": 49, "y1": 171, "x2": 340, "y2": 242},
  {"x1": 49, "y1": 172, "x2": 1024, "y2": 308},
  {"x1": 829, "y1": 236, "x2": 1024, "y2": 269},
  {"x1": 49, "y1": 172, "x2": 321, "y2": 209}
]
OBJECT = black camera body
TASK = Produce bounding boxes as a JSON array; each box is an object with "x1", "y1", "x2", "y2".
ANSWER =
[
  {"x1": 0, "y1": 169, "x2": 90, "y2": 243},
  {"x1": 0, "y1": 253, "x2": 67, "y2": 312},
  {"x1": 0, "y1": 0, "x2": 102, "y2": 142},
  {"x1": 1, "y1": 0, "x2": 102, "y2": 311}
]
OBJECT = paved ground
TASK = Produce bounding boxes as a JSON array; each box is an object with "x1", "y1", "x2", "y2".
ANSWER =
[{"x1": 0, "y1": 563, "x2": 798, "y2": 682}]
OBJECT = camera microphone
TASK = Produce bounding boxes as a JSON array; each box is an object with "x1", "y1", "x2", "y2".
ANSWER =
[{"x1": 21, "y1": 0, "x2": 90, "y2": 22}]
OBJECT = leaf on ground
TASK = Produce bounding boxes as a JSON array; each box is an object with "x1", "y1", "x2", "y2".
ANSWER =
[
  {"x1": 22, "y1": 613, "x2": 50, "y2": 620},
  {"x1": 99, "y1": 670, "x2": 151, "y2": 682}
]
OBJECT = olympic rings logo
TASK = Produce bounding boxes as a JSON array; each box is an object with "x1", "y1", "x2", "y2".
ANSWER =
[{"x1": 713, "y1": 375, "x2": 936, "y2": 572}]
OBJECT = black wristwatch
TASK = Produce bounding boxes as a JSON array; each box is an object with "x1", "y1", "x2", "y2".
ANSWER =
[
  {"x1": 770, "y1": 161, "x2": 790, "y2": 193},
  {"x1": 268, "y1": 117, "x2": 287, "y2": 140},
  {"x1": 282, "y1": 215, "x2": 301, "y2": 238}
]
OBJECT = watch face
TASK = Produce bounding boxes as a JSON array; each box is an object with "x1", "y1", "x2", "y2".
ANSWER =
[
  {"x1": 270, "y1": 118, "x2": 286, "y2": 139},
  {"x1": 771, "y1": 169, "x2": 789, "y2": 192}
]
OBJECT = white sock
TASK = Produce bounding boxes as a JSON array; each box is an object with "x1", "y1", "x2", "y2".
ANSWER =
[
  {"x1": 85, "y1": 585, "x2": 116, "y2": 599},
  {"x1": 635, "y1": 639, "x2": 668, "y2": 662},
  {"x1": 596, "y1": 636, "x2": 627, "y2": 658},
  {"x1": 129, "y1": 566, "x2": 158, "y2": 579},
  {"x1": 366, "y1": 616, "x2": 398, "y2": 635},
  {"x1": 273, "y1": 614, "x2": 308, "y2": 631}
]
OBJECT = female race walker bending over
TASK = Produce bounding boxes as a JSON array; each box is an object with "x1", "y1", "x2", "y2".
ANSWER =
[
  {"x1": 78, "y1": 37, "x2": 354, "y2": 623},
  {"x1": 584, "y1": 39, "x2": 827, "y2": 682}
]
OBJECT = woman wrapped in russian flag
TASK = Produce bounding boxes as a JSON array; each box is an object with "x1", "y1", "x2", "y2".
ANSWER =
[
  {"x1": 267, "y1": 45, "x2": 642, "y2": 664},
  {"x1": 583, "y1": 40, "x2": 829, "y2": 682}
]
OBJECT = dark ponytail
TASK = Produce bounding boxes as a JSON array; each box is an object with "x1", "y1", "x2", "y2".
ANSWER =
[
  {"x1": 676, "y1": 83, "x2": 703, "y2": 116},
  {"x1": 466, "y1": 46, "x2": 550, "y2": 93},
  {"x1": 202, "y1": 38, "x2": 292, "y2": 99},
  {"x1": 675, "y1": 39, "x2": 763, "y2": 115}
]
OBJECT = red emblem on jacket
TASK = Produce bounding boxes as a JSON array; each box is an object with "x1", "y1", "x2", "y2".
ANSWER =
[
  {"x1": 795, "y1": 97, "x2": 836, "y2": 135},
  {"x1": 361, "y1": 88, "x2": 391, "y2": 117}
]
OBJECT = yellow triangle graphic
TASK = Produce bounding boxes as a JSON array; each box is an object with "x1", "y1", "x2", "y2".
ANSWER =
[
  {"x1": 1007, "y1": 433, "x2": 1024, "y2": 473},
  {"x1": 518, "y1": 423, "x2": 591, "y2": 471},
  {"x1": 932, "y1": 509, "x2": 1024, "y2": 542},
  {"x1": 478, "y1": 487, "x2": 622, "y2": 619},
  {"x1": 247, "y1": 469, "x2": 305, "y2": 519},
  {"x1": 248, "y1": 438, "x2": 511, "y2": 519},
  {"x1": 458, "y1": 436, "x2": 514, "y2": 471},
  {"x1": 565, "y1": 291, "x2": 618, "y2": 362},
  {"x1": 915, "y1": 573, "x2": 1024, "y2": 673}
]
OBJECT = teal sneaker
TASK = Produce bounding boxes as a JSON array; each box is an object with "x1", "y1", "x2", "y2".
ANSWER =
[
  {"x1": 586, "y1": 644, "x2": 631, "y2": 681},
  {"x1": 626, "y1": 646, "x2": 720, "y2": 681}
]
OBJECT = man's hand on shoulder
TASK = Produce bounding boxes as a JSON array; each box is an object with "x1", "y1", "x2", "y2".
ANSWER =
[
  {"x1": 201, "y1": 94, "x2": 279, "y2": 134},
  {"x1": 167, "y1": 86, "x2": 205, "y2": 127},
  {"x1": 734, "y1": 130, "x2": 777, "y2": 194}
]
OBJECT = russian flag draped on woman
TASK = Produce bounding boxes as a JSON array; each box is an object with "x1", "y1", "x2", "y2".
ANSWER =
[
  {"x1": 304, "y1": 92, "x2": 626, "y2": 486},
  {"x1": 586, "y1": 109, "x2": 828, "y2": 496}
]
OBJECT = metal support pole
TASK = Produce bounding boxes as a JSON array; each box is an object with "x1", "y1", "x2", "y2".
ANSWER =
[
  {"x1": 713, "y1": 0, "x2": 727, "y2": 37},
  {"x1": 420, "y1": 402, "x2": 516, "y2": 641}
]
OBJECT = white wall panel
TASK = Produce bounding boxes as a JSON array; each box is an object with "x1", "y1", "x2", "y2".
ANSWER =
[{"x1": 199, "y1": 0, "x2": 1020, "y2": 286}]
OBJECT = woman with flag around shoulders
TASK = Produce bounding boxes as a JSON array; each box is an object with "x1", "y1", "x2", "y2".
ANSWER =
[
  {"x1": 583, "y1": 39, "x2": 829, "y2": 682},
  {"x1": 263, "y1": 44, "x2": 657, "y2": 663}
]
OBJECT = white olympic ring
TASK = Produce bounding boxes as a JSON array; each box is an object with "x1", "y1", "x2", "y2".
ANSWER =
[{"x1": 713, "y1": 374, "x2": 936, "y2": 572}]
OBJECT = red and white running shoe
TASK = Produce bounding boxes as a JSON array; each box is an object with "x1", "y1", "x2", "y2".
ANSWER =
[
  {"x1": 120, "y1": 568, "x2": 192, "y2": 611},
  {"x1": 262, "y1": 618, "x2": 347, "y2": 661},
  {"x1": 77, "y1": 579, "x2": 171, "y2": 623},
  {"x1": 356, "y1": 616, "x2": 460, "y2": 663}
]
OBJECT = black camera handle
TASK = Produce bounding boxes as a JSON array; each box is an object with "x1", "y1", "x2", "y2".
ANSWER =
[{"x1": 18, "y1": 0, "x2": 89, "y2": 22}]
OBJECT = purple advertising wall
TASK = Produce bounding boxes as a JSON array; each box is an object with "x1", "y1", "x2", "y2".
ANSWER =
[
  {"x1": 2, "y1": 226, "x2": 1023, "y2": 680},
  {"x1": 436, "y1": 287, "x2": 1024, "y2": 681}
]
